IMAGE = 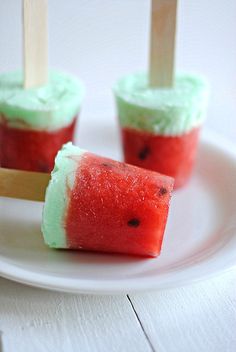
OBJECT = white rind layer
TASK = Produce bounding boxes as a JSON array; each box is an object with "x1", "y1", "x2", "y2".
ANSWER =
[
  {"x1": 0, "y1": 71, "x2": 85, "y2": 130},
  {"x1": 41, "y1": 143, "x2": 85, "y2": 248},
  {"x1": 114, "y1": 72, "x2": 209, "y2": 136}
]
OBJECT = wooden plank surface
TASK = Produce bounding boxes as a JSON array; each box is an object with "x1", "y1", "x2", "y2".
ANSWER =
[
  {"x1": 130, "y1": 270, "x2": 236, "y2": 352},
  {"x1": 0, "y1": 278, "x2": 152, "y2": 352},
  {"x1": 0, "y1": 271, "x2": 235, "y2": 352}
]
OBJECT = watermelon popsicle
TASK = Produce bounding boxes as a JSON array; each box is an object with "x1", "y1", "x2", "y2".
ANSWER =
[
  {"x1": 114, "y1": 72, "x2": 209, "y2": 188},
  {"x1": 41, "y1": 143, "x2": 174, "y2": 257},
  {"x1": 0, "y1": 71, "x2": 84, "y2": 172}
]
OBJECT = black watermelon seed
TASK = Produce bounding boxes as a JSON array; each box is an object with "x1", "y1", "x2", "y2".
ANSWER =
[
  {"x1": 102, "y1": 163, "x2": 112, "y2": 168},
  {"x1": 127, "y1": 218, "x2": 140, "y2": 228},
  {"x1": 159, "y1": 187, "x2": 167, "y2": 196},
  {"x1": 138, "y1": 146, "x2": 150, "y2": 160}
]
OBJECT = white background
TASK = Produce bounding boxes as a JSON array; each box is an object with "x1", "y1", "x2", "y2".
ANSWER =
[
  {"x1": 0, "y1": 1, "x2": 236, "y2": 351},
  {"x1": 1, "y1": 0, "x2": 236, "y2": 143}
]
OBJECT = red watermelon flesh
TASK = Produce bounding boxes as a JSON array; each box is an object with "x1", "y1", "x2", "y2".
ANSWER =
[
  {"x1": 121, "y1": 127, "x2": 200, "y2": 189},
  {"x1": 0, "y1": 116, "x2": 77, "y2": 173},
  {"x1": 65, "y1": 152, "x2": 174, "y2": 257}
]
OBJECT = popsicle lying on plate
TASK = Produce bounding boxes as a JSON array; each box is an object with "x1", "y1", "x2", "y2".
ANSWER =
[
  {"x1": 114, "y1": 72, "x2": 209, "y2": 189},
  {"x1": 0, "y1": 71, "x2": 84, "y2": 173},
  {"x1": 0, "y1": 143, "x2": 174, "y2": 257}
]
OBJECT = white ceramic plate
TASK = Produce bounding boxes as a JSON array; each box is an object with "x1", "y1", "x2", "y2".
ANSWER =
[{"x1": 0, "y1": 132, "x2": 236, "y2": 294}]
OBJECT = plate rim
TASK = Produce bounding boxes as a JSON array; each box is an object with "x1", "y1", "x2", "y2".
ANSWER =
[{"x1": 1, "y1": 130, "x2": 236, "y2": 294}]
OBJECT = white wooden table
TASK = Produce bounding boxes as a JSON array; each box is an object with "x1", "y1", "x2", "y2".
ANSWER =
[{"x1": 0, "y1": 269, "x2": 235, "y2": 352}]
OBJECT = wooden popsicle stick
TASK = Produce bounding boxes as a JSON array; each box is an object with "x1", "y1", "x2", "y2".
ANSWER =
[
  {"x1": 0, "y1": 168, "x2": 50, "y2": 202},
  {"x1": 23, "y1": 0, "x2": 48, "y2": 89},
  {"x1": 149, "y1": 0, "x2": 177, "y2": 88}
]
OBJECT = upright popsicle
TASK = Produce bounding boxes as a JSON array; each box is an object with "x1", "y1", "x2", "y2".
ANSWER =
[
  {"x1": 114, "y1": 0, "x2": 209, "y2": 188},
  {"x1": 0, "y1": 0, "x2": 84, "y2": 173},
  {"x1": 0, "y1": 143, "x2": 174, "y2": 257}
]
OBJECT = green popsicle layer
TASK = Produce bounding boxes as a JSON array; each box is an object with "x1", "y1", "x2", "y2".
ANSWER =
[
  {"x1": 42, "y1": 143, "x2": 86, "y2": 248},
  {"x1": 0, "y1": 71, "x2": 85, "y2": 130},
  {"x1": 114, "y1": 72, "x2": 209, "y2": 136}
]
